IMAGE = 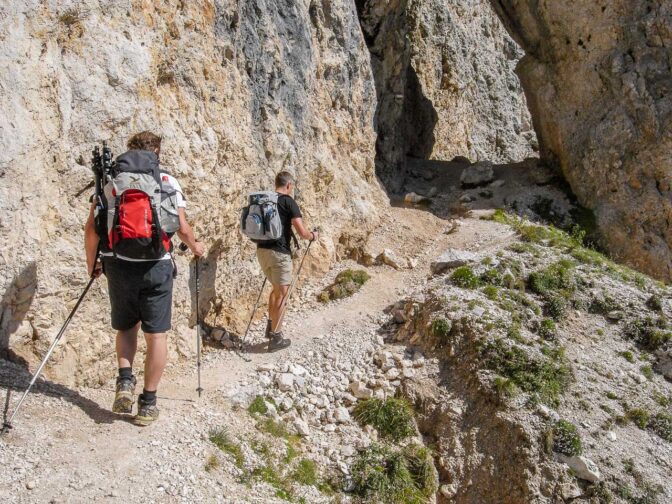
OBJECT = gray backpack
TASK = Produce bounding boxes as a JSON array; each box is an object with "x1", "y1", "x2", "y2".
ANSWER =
[{"x1": 240, "y1": 191, "x2": 283, "y2": 244}]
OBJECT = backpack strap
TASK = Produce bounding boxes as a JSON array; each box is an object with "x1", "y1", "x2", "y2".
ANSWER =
[{"x1": 291, "y1": 230, "x2": 299, "y2": 250}]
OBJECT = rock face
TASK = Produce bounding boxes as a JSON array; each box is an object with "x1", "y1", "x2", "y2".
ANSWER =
[
  {"x1": 491, "y1": 1, "x2": 672, "y2": 280},
  {"x1": 0, "y1": 0, "x2": 383, "y2": 385},
  {"x1": 356, "y1": 0, "x2": 537, "y2": 192}
]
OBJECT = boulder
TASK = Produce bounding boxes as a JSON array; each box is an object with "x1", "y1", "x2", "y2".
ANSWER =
[
  {"x1": 558, "y1": 455, "x2": 600, "y2": 483},
  {"x1": 376, "y1": 249, "x2": 403, "y2": 270},
  {"x1": 275, "y1": 373, "x2": 295, "y2": 392},
  {"x1": 431, "y1": 249, "x2": 478, "y2": 274}
]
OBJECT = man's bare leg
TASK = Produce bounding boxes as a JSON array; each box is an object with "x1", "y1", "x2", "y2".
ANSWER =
[
  {"x1": 112, "y1": 323, "x2": 140, "y2": 414},
  {"x1": 116, "y1": 323, "x2": 140, "y2": 368},
  {"x1": 270, "y1": 284, "x2": 289, "y2": 333},
  {"x1": 143, "y1": 333, "x2": 167, "y2": 392}
]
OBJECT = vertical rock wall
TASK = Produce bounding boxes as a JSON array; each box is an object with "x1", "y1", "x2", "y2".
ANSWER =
[
  {"x1": 0, "y1": 0, "x2": 383, "y2": 385},
  {"x1": 356, "y1": 0, "x2": 537, "y2": 191},
  {"x1": 491, "y1": 0, "x2": 672, "y2": 280}
]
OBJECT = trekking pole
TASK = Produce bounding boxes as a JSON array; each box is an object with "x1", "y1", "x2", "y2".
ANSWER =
[
  {"x1": 2, "y1": 274, "x2": 97, "y2": 435},
  {"x1": 236, "y1": 277, "x2": 267, "y2": 362},
  {"x1": 195, "y1": 257, "x2": 203, "y2": 398},
  {"x1": 275, "y1": 230, "x2": 317, "y2": 331}
]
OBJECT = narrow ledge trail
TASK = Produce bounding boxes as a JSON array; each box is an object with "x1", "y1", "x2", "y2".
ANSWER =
[{"x1": 0, "y1": 206, "x2": 516, "y2": 504}]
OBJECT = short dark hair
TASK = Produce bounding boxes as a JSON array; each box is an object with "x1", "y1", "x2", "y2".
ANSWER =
[
  {"x1": 275, "y1": 171, "x2": 295, "y2": 188},
  {"x1": 127, "y1": 131, "x2": 162, "y2": 152}
]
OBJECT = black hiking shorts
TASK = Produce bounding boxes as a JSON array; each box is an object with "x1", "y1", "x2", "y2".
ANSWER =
[{"x1": 102, "y1": 258, "x2": 174, "y2": 333}]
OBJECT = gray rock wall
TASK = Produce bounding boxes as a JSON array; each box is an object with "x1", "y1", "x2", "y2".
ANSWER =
[
  {"x1": 491, "y1": 0, "x2": 672, "y2": 280},
  {"x1": 0, "y1": 0, "x2": 383, "y2": 385}
]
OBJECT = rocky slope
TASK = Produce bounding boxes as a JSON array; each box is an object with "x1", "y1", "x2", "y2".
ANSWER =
[
  {"x1": 491, "y1": 0, "x2": 672, "y2": 281},
  {"x1": 2, "y1": 205, "x2": 669, "y2": 504}
]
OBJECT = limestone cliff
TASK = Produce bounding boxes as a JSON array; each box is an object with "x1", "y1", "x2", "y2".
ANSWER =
[
  {"x1": 491, "y1": 0, "x2": 672, "y2": 280},
  {"x1": 356, "y1": 0, "x2": 537, "y2": 191},
  {"x1": 0, "y1": 0, "x2": 383, "y2": 385}
]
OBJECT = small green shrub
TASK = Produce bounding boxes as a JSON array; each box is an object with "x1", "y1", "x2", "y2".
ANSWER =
[
  {"x1": 450, "y1": 266, "x2": 481, "y2": 289},
  {"x1": 482, "y1": 285, "x2": 500, "y2": 300},
  {"x1": 653, "y1": 392, "x2": 671, "y2": 408},
  {"x1": 430, "y1": 318, "x2": 451, "y2": 342},
  {"x1": 552, "y1": 419, "x2": 583, "y2": 456},
  {"x1": 624, "y1": 317, "x2": 672, "y2": 351},
  {"x1": 351, "y1": 444, "x2": 435, "y2": 504},
  {"x1": 528, "y1": 260, "x2": 575, "y2": 295},
  {"x1": 209, "y1": 427, "x2": 245, "y2": 468},
  {"x1": 627, "y1": 408, "x2": 650, "y2": 429},
  {"x1": 292, "y1": 458, "x2": 319, "y2": 486},
  {"x1": 589, "y1": 294, "x2": 621, "y2": 315},
  {"x1": 648, "y1": 412, "x2": 672, "y2": 442},
  {"x1": 646, "y1": 294, "x2": 663, "y2": 312},
  {"x1": 640, "y1": 365, "x2": 654, "y2": 381},
  {"x1": 539, "y1": 319, "x2": 557, "y2": 340},
  {"x1": 546, "y1": 295, "x2": 568, "y2": 320},
  {"x1": 318, "y1": 269, "x2": 370, "y2": 302},
  {"x1": 620, "y1": 350, "x2": 635, "y2": 363},
  {"x1": 480, "y1": 268, "x2": 503, "y2": 286},
  {"x1": 353, "y1": 398, "x2": 416, "y2": 442}
]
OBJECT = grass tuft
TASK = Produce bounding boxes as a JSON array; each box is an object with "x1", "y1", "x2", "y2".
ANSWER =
[
  {"x1": 351, "y1": 444, "x2": 436, "y2": 504},
  {"x1": 627, "y1": 408, "x2": 651, "y2": 429},
  {"x1": 539, "y1": 319, "x2": 558, "y2": 341},
  {"x1": 649, "y1": 412, "x2": 672, "y2": 442},
  {"x1": 353, "y1": 398, "x2": 416, "y2": 442},
  {"x1": 292, "y1": 458, "x2": 319, "y2": 486},
  {"x1": 209, "y1": 426, "x2": 245, "y2": 469},
  {"x1": 248, "y1": 395, "x2": 269, "y2": 416},
  {"x1": 205, "y1": 454, "x2": 220, "y2": 472}
]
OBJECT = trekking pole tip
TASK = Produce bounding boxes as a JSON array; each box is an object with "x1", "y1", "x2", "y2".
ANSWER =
[{"x1": 1, "y1": 422, "x2": 12, "y2": 435}]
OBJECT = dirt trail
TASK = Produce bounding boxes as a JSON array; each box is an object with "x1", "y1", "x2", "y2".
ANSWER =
[{"x1": 0, "y1": 206, "x2": 515, "y2": 503}]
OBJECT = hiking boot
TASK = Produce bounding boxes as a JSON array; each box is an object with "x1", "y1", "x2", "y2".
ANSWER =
[
  {"x1": 268, "y1": 331, "x2": 291, "y2": 352},
  {"x1": 134, "y1": 397, "x2": 159, "y2": 426},
  {"x1": 112, "y1": 375, "x2": 137, "y2": 414},
  {"x1": 265, "y1": 319, "x2": 273, "y2": 339}
]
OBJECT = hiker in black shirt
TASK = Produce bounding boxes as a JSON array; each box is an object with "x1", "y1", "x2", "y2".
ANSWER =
[{"x1": 256, "y1": 172, "x2": 319, "y2": 351}]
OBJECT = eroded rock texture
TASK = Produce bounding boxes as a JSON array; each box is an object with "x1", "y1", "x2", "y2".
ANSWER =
[
  {"x1": 356, "y1": 0, "x2": 537, "y2": 191},
  {"x1": 0, "y1": 0, "x2": 383, "y2": 385},
  {"x1": 491, "y1": 0, "x2": 672, "y2": 280}
]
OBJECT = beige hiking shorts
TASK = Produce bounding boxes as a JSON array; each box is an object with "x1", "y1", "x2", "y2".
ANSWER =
[{"x1": 256, "y1": 248, "x2": 293, "y2": 286}]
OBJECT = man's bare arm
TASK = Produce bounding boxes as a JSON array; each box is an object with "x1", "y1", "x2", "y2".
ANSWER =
[
  {"x1": 176, "y1": 208, "x2": 205, "y2": 256},
  {"x1": 84, "y1": 204, "x2": 101, "y2": 277},
  {"x1": 291, "y1": 217, "x2": 318, "y2": 241}
]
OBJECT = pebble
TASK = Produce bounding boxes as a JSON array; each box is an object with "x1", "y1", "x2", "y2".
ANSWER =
[{"x1": 26, "y1": 481, "x2": 36, "y2": 490}]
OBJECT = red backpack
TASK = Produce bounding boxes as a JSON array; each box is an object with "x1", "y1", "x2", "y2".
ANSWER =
[{"x1": 95, "y1": 150, "x2": 172, "y2": 259}]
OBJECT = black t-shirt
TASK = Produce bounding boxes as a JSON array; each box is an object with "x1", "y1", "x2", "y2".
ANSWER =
[{"x1": 257, "y1": 194, "x2": 302, "y2": 255}]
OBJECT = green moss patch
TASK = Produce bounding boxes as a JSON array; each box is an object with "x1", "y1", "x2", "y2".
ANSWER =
[
  {"x1": 481, "y1": 339, "x2": 572, "y2": 406},
  {"x1": 551, "y1": 419, "x2": 583, "y2": 456},
  {"x1": 318, "y1": 269, "x2": 370, "y2": 303}
]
